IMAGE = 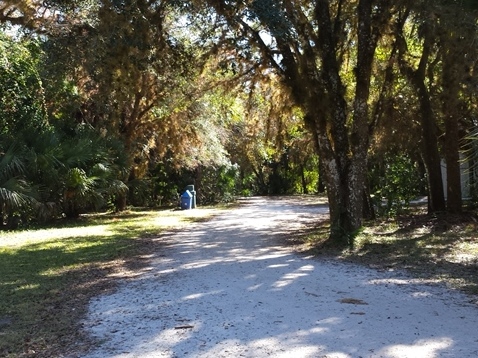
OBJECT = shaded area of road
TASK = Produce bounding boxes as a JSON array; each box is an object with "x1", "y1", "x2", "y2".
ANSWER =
[{"x1": 83, "y1": 197, "x2": 478, "y2": 358}]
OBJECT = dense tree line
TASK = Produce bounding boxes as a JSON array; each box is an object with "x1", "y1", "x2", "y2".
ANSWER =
[{"x1": 1, "y1": 0, "x2": 477, "y2": 245}]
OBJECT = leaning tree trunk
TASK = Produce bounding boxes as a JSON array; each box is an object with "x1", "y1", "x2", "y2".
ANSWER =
[
  {"x1": 398, "y1": 23, "x2": 446, "y2": 213},
  {"x1": 416, "y1": 82, "x2": 447, "y2": 213}
]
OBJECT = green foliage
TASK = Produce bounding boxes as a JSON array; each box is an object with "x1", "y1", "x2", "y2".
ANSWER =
[
  {"x1": 463, "y1": 126, "x2": 478, "y2": 204},
  {"x1": 55, "y1": 125, "x2": 129, "y2": 218},
  {"x1": 266, "y1": 151, "x2": 296, "y2": 195},
  {"x1": 0, "y1": 35, "x2": 48, "y2": 227},
  {"x1": 370, "y1": 154, "x2": 423, "y2": 216},
  {"x1": 0, "y1": 68, "x2": 130, "y2": 227},
  {"x1": 197, "y1": 164, "x2": 240, "y2": 204},
  {"x1": 0, "y1": 34, "x2": 47, "y2": 138},
  {"x1": 249, "y1": 0, "x2": 293, "y2": 40},
  {"x1": 0, "y1": 143, "x2": 39, "y2": 229},
  {"x1": 127, "y1": 178, "x2": 155, "y2": 207}
]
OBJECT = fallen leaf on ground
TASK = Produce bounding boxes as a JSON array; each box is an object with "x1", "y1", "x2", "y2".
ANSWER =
[{"x1": 338, "y1": 298, "x2": 368, "y2": 305}]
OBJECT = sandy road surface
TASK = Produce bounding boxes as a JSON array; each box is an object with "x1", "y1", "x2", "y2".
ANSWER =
[{"x1": 82, "y1": 197, "x2": 478, "y2": 358}]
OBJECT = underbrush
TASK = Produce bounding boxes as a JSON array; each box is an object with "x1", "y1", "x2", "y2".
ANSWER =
[{"x1": 299, "y1": 210, "x2": 478, "y2": 300}]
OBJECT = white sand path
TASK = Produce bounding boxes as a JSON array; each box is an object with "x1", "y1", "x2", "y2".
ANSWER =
[{"x1": 82, "y1": 197, "x2": 478, "y2": 358}]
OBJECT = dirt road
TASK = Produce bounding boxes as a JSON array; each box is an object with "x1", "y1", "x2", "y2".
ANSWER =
[{"x1": 82, "y1": 197, "x2": 478, "y2": 357}]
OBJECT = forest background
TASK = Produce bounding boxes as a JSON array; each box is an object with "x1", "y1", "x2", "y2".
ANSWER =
[{"x1": 1, "y1": 0, "x2": 478, "y2": 245}]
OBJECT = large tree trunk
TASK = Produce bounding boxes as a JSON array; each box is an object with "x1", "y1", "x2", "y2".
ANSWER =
[
  {"x1": 309, "y1": 0, "x2": 381, "y2": 244},
  {"x1": 316, "y1": 125, "x2": 355, "y2": 245},
  {"x1": 443, "y1": 107, "x2": 462, "y2": 213},
  {"x1": 114, "y1": 193, "x2": 127, "y2": 212},
  {"x1": 398, "y1": 23, "x2": 446, "y2": 212},
  {"x1": 441, "y1": 37, "x2": 462, "y2": 213},
  {"x1": 306, "y1": 103, "x2": 367, "y2": 246},
  {"x1": 310, "y1": 1, "x2": 357, "y2": 245},
  {"x1": 415, "y1": 81, "x2": 446, "y2": 213}
]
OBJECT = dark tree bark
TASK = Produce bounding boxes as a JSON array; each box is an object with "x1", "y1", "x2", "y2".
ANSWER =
[
  {"x1": 114, "y1": 193, "x2": 127, "y2": 212},
  {"x1": 440, "y1": 26, "x2": 464, "y2": 213},
  {"x1": 306, "y1": 0, "x2": 390, "y2": 243},
  {"x1": 397, "y1": 20, "x2": 446, "y2": 213},
  {"x1": 299, "y1": 164, "x2": 309, "y2": 194},
  {"x1": 362, "y1": 185, "x2": 376, "y2": 220},
  {"x1": 442, "y1": 76, "x2": 462, "y2": 213},
  {"x1": 415, "y1": 78, "x2": 447, "y2": 213}
]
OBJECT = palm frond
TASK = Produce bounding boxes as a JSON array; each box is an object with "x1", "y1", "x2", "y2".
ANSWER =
[
  {"x1": 0, "y1": 178, "x2": 37, "y2": 211},
  {"x1": 0, "y1": 143, "x2": 26, "y2": 182},
  {"x1": 462, "y1": 127, "x2": 478, "y2": 172},
  {"x1": 105, "y1": 179, "x2": 129, "y2": 196}
]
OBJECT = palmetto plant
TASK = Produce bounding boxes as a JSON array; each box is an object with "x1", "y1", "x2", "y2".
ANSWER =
[
  {"x1": 0, "y1": 124, "x2": 130, "y2": 225},
  {"x1": 58, "y1": 126, "x2": 129, "y2": 218},
  {"x1": 0, "y1": 142, "x2": 38, "y2": 228},
  {"x1": 463, "y1": 126, "x2": 478, "y2": 202},
  {"x1": 63, "y1": 167, "x2": 98, "y2": 218}
]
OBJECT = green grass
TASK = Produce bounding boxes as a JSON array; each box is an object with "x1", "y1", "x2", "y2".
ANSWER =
[{"x1": 0, "y1": 207, "x2": 223, "y2": 358}]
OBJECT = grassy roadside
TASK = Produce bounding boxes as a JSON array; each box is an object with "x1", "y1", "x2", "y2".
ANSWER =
[
  {"x1": 0, "y1": 207, "x2": 224, "y2": 358},
  {"x1": 298, "y1": 210, "x2": 478, "y2": 301}
]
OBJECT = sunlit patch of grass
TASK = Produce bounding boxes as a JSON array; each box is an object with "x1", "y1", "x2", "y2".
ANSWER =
[
  {"x1": 1, "y1": 226, "x2": 112, "y2": 248},
  {"x1": 13, "y1": 283, "x2": 40, "y2": 292},
  {"x1": 0, "y1": 206, "x2": 225, "y2": 358}
]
